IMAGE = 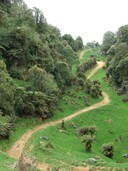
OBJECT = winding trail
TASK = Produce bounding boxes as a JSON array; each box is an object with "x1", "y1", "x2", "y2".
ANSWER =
[
  {"x1": 7, "y1": 50, "x2": 110, "y2": 171},
  {"x1": 79, "y1": 49, "x2": 91, "y2": 59}
]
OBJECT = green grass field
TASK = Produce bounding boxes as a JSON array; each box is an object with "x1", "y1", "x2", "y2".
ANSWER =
[
  {"x1": 0, "y1": 152, "x2": 16, "y2": 171},
  {"x1": 80, "y1": 48, "x2": 104, "y2": 64}
]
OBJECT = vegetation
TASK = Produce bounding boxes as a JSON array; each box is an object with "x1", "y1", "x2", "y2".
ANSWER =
[
  {"x1": 0, "y1": 152, "x2": 16, "y2": 171},
  {"x1": 0, "y1": 115, "x2": 16, "y2": 140},
  {"x1": 82, "y1": 135, "x2": 96, "y2": 152},
  {"x1": 102, "y1": 25, "x2": 128, "y2": 96},
  {"x1": 0, "y1": 60, "x2": 16, "y2": 116},
  {"x1": 77, "y1": 57, "x2": 97, "y2": 73},
  {"x1": 78, "y1": 126, "x2": 97, "y2": 136},
  {"x1": 25, "y1": 67, "x2": 128, "y2": 170},
  {"x1": 0, "y1": 0, "x2": 128, "y2": 171},
  {"x1": 101, "y1": 142, "x2": 114, "y2": 159},
  {"x1": 0, "y1": 0, "x2": 84, "y2": 139},
  {"x1": 102, "y1": 31, "x2": 116, "y2": 54},
  {"x1": 62, "y1": 34, "x2": 83, "y2": 52}
]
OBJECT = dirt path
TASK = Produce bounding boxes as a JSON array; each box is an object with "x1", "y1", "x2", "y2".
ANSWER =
[
  {"x1": 87, "y1": 61, "x2": 104, "y2": 79},
  {"x1": 80, "y1": 49, "x2": 91, "y2": 59},
  {"x1": 7, "y1": 50, "x2": 110, "y2": 171}
]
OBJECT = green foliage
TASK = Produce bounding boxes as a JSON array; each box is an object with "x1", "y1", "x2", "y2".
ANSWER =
[
  {"x1": 0, "y1": 60, "x2": 16, "y2": 115},
  {"x1": 33, "y1": 7, "x2": 47, "y2": 32},
  {"x1": 0, "y1": 115, "x2": 16, "y2": 140},
  {"x1": 0, "y1": 0, "x2": 85, "y2": 128},
  {"x1": 77, "y1": 57, "x2": 97, "y2": 73},
  {"x1": 82, "y1": 135, "x2": 95, "y2": 152},
  {"x1": 25, "y1": 58, "x2": 128, "y2": 170},
  {"x1": 105, "y1": 25, "x2": 128, "y2": 91},
  {"x1": 101, "y1": 143, "x2": 114, "y2": 159},
  {"x1": 28, "y1": 65, "x2": 59, "y2": 95},
  {"x1": 78, "y1": 126, "x2": 97, "y2": 136},
  {"x1": 63, "y1": 45, "x2": 79, "y2": 67},
  {"x1": 107, "y1": 45, "x2": 115, "y2": 56},
  {"x1": 117, "y1": 25, "x2": 128, "y2": 44},
  {"x1": 0, "y1": 152, "x2": 16, "y2": 171},
  {"x1": 74, "y1": 36, "x2": 84, "y2": 51},
  {"x1": 62, "y1": 34, "x2": 75, "y2": 49},
  {"x1": 80, "y1": 125, "x2": 97, "y2": 152},
  {"x1": 54, "y1": 61, "x2": 71, "y2": 88},
  {"x1": 102, "y1": 31, "x2": 116, "y2": 54},
  {"x1": 14, "y1": 87, "x2": 59, "y2": 119},
  {"x1": 69, "y1": 71, "x2": 86, "y2": 87},
  {"x1": 85, "y1": 80, "x2": 102, "y2": 98},
  {"x1": 62, "y1": 34, "x2": 83, "y2": 52},
  {"x1": 86, "y1": 41, "x2": 99, "y2": 49}
]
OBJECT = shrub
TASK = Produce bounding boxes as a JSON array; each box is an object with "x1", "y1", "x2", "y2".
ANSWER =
[
  {"x1": 82, "y1": 135, "x2": 95, "y2": 152},
  {"x1": 78, "y1": 126, "x2": 97, "y2": 136},
  {"x1": 101, "y1": 142, "x2": 114, "y2": 158}
]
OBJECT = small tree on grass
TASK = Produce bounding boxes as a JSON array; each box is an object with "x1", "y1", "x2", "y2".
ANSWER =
[
  {"x1": 101, "y1": 142, "x2": 114, "y2": 158},
  {"x1": 79, "y1": 126, "x2": 97, "y2": 136},
  {"x1": 82, "y1": 135, "x2": 95, "y2": 152},
  {"x1": 61, "y1": 120, "x2": 66, "y2": 130}
]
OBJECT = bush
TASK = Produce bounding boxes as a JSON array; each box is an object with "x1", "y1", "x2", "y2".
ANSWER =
[
  {"x1": 101, "y1": 142, "x2": 114, "y2": 158},
  {"x1": 0, "y1": 115, "x2": 16, "y2": 140},
  {"x1": 14, "y1": 87, "x2": 59, "y2": 119},
  {"x1": 77, "y1": 57, "x2": 97, "y2": 73},
  {"x1": 78, "y1": 126, "x2": 97, "y2": 136},
  {"x1": 85, "y1": 80, "x2": 102, "y2": 98}
]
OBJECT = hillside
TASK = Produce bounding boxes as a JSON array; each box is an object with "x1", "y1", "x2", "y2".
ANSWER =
[{"x1": 0, "y1": 1, "x2": 128, "y2": 171}]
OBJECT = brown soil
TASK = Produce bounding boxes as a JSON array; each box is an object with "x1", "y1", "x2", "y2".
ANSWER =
[
  {"x1": 87, "y1": 61, "x2": 104, "y2": 79},
  {"x1": 7, "y1": 51, "x2": 110, "y2": 171}
]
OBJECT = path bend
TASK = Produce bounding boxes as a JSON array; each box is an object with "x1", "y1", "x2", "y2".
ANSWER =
[{"x1": 7, "y1": 50, "x2": 110, "y2": 171}]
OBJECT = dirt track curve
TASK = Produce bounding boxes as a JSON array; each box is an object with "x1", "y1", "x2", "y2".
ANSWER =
[
  {"x1": 7, "y1": 51, "x2": 110, "y2": 171},
  {"x1": 80, "y1": 49, "x2": 91, "y2": 59}
]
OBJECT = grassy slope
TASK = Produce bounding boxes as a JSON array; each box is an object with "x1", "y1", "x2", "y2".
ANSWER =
[
  {"x1": 80, "y1": 48, "x2": 103, "y2": 64},
  {"x1": 1, "y1": 52, "x2": 104, "y2": 151},
  {"x1": 0, "y1": 152, "x2": 16, "y2": 171},
  {"x1": 1, "y1": 48, "x2": 127, "y2": 170},
  {"x1": 0, "y1": 117, "x2": 40, "y2": 152},
  {"x1": 25, "y1": 51, "x2": 128, "y2": 170},
  {"x1": 0, "y1": 85, "x2": 102, "y2": 151},
  {"x1": 0, "y1": 49, "x2": 103, "y2": 170}
]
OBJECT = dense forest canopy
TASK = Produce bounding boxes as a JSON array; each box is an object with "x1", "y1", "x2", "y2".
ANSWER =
[
  {"x1": 102, "y1": 25, "x2": 128, "y2": 95},
  {"x1": 0, "y1": 0, "x2": 84, "y2": 120}
]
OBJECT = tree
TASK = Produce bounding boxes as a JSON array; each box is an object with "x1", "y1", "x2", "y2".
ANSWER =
[
  {"x1": 63, "y1": 45, "x2": 79, "y2": 67},
  {"x1": 62, "y1": 34, "x2": 75, "y2": 49},
  {"x1": 14, "y1": 87, "x2": 59, "y2": 118},
  {"x1": 101, "y1": 143, "x2": 114, "y2": 158},
  {"x1": 82, "y1": 135, "x2": 95, "y2": 152},
  {"x1": 62, "y1": 34, "x2": 83, "y2": 52},
  {"x1": 77, "y1": 57, "x2": 97, "y2": 73},
  {"x1": 107, "y1": 43, "x2": 128, "y2": 86},
  {"x1": 0, "y1": 60, "x2": 16, "y2": 115},
  {"x1": 73, "y1": 36, "x2": 83, "y2": 51},
  {"x1": 117, "y1": 25, "x2": 128, "y2": 44},
  {"x1": 33, "y1": 7, "x2": 47, "y2": 33},
  {"x1": 0, "y1": 115, "x2": 16, "y2": 140},
  {"x1": 102, "y1": 31, "x2": 116, "y2": 54},
  {"x1": 54, "y1": 61, "x2": 71, "y2": 88},
  {"x1": 79, "y1": 126, "x2": 97, "y2": 136},
  {"x1": 76, "y1": 36, "x2": 83, "y2": 49},
  {"x1": 28, "y1": 65, "x2": 59, "y2": 95}
]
